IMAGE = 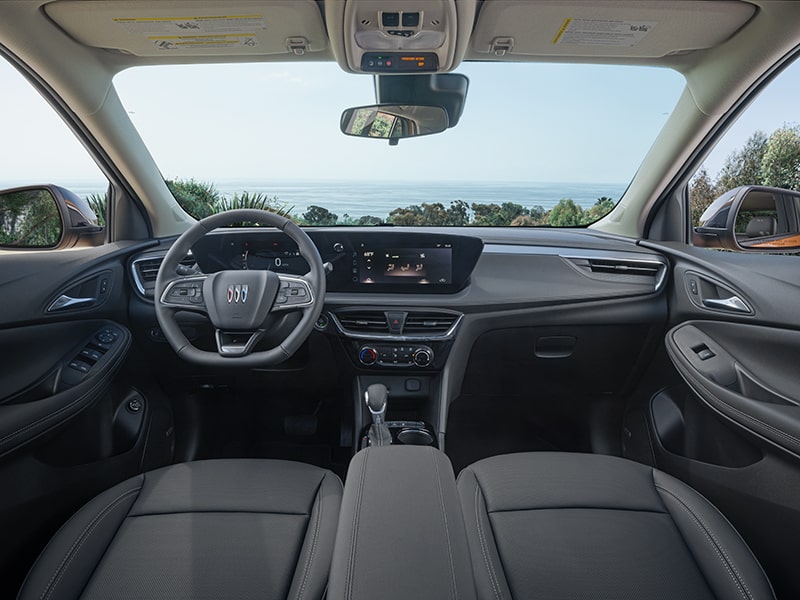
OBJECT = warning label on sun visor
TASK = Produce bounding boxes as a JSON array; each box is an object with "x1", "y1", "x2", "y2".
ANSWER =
[
  {"x1": 552, "y1": 18, "x2": 656, "y2": 47},
  {"x1": 149, "y1": 35, "x2": 259, "y2": 50},
  {"x1": 114, "y1": 15, "x2": 266, "y2": 35}
]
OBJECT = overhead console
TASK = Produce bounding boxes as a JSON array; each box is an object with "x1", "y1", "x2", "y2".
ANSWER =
[
  {"x1": 325, "y1": 0, "x2": 477, "y2": 73},
  {"x1": 190, "y1": 230, "x2": 483, "y2": 294}
]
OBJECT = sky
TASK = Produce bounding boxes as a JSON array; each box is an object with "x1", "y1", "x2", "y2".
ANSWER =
[{"x1": 0, "y1": 57, "x2": 797, "y2": 188}]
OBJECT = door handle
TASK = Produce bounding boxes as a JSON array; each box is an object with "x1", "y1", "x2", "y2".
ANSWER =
[
  {"x1": 48, "y1": 294, "x2": 97, "y2": 312},
  {"x1": 702, "y1": 295, "x2": 751, "y2": 313}
]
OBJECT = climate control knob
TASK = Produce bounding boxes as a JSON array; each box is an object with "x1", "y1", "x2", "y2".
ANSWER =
[
  {"x1": 358, "y1": 346, "x2": 378, "y2": 366},
  {"x1": 412, "y1": 347, "x2": 433, "y2": 367}
]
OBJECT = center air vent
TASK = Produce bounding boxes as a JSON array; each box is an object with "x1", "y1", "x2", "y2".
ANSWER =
[
  {"x1": 336, "y1": 311, "x2": 390, "y2": 334},
  {"x1": 403, "y1": 311, "x2": 458, "y2": 335},
  {"x1": 333, "y1": 308, "x2": 461, "y2": 339}
]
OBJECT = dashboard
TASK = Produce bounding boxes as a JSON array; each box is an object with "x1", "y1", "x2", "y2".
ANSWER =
[{"x1": 191, "y1": 230, "x2": 484, "y2": 294}]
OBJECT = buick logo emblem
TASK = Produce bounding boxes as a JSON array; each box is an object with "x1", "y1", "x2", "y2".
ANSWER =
[{"x1": 227, "y1": 284, "x2": 248, "y2": 303}]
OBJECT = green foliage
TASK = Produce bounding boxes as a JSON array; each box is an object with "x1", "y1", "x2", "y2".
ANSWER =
[
  {"x1": 470, "y1": 202, "x2": 529, "y2": 226},
  {"x1": 86, "y1": 193, "x2": 108, "y2": 227},
  {"x1": 547, "y1": 198, "x2": 584, "y2": 227},
  {"x1": 303, "y1": 205, "x2": 339, "y2": 226},
  {"x1": 717, "y1": 131, "x2": 768, "y2": 191},
  {"x1": 689, "y1": 167, "x2": 719, "y2": 226},
  {"x1": 580, "y1": 197, "x2": 616, "y2": 224},
  {"x1": 388, "y1": 200, "x2": 470, "y2": 226},
  {"x1": 761, "y1": 124, "x2": 800, "y2": 190},
  {"x1": 0, "y1": 189, "x2": 62, "y2": 247},
  {"x1": 166, "y1": 178, "x2": 221, "y2": 219}
]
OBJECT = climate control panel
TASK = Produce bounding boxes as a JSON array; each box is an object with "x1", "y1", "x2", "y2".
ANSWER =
[{"x1": 358, "y1": 344, "x2": 434, "y2": 368}]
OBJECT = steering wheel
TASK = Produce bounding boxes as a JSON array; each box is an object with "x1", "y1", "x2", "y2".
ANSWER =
[{"x1": 154, "y1": 209, "x2": 325, "y2": 367}]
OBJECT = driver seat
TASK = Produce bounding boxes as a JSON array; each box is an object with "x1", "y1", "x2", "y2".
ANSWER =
[{"x1": 17, "y1": 459, "x2": 342, "y2": 600}]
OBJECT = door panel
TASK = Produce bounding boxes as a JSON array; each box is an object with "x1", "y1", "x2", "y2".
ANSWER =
[
  {"x1": 635, "y1": 241, "x2": 800, "y2": 598},
  {"x1": 0, "y1": 243, "x2": 172, "y2": 598},
  {"x1": 666, "y1": 320, "x2": 800, "y2": 458}
]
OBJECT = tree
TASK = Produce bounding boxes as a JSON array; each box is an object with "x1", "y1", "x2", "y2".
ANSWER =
[
  {"x1": 166, "y1": 178, "x2": 221, "y2": 219},
  {"x1": 581, "y1": 197, "x2": 616, "y2": 224},
  {"x1": 528, "y1": 205, "x2": 547, "y2": 225},
  {"x1": 761, "y1": 124, "x2": 800, "y2": 191},
  {"x1": 303, "y1": 205, "x2": 339, "y2": 226},
  {"x1": 547, "y1": 198, "x2": 584, "y2": 227},
  {"x1": 689, "y1": 167, "x2": 719, "y2": 226},
  {"x1": 717, "y1": 131, "x2": 768, "y2": 191},
  {"x1": 471, "y1": 202, "x2": 529, "y2": 226}
]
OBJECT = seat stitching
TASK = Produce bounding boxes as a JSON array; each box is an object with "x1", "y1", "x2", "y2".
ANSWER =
[
  {"x1": 655, "y1": 484, "x2": 752, "y2": 600},
  {"x1": 295, "y1": 477, "x2": 323, "y2": 600},
  {"x1": 345, "y1": 451, "x2": 368, "y2": 600},
  {"x1": 474, "y1": 483, "x2": 502, "y2": 600},
  {"x1": 431, "y1": 448, "x2": 457, "y2": 600},
  {"x1": 41, "y1": 486, "x2": 141, "y2": 600}
]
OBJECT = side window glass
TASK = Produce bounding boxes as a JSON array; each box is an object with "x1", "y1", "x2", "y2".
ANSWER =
[
  {"x1": 0, "y1": 55, "x2": 108, "y2": 248},
  {"x1": 689, "y1": 58, "x2": 800, "y2": 249}
]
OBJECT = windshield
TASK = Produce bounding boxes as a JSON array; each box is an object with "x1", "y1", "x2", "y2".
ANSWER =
[{"x1": 113, "y1": 62, "x2": 684, "y2": 227}]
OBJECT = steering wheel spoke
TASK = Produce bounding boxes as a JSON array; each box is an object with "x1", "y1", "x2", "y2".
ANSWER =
[
  {"x1": 272, "y1": 274, "x2": 315, "y2": 312},
  {"x1": 159, "y1": 275, "x2": 209, "y2": 312},
  {"x1": 215, "y1": 329, "x2": 265, "y2": 357}
]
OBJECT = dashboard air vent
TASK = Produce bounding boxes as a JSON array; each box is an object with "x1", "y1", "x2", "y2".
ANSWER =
[
  {"x1": 132, "y1": 254, "x2": 196, "y2": 297},
  {"x1": 336, "y1": 311, "x2": 390, "y2": 334},
  {"x1": 403, "y1": 312, "x2": 459, "y2": 335},
  {"x1": 566, "y1": 256, "x2": 667, "y2": 292},
  {"x1": 135, "y1": 258, "x2": 162, "y2": 284}
]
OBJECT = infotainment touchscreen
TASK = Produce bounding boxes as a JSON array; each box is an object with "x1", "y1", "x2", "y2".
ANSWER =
[{"x1": 358, "y1": 244, "x2": 452, "y2": 285}]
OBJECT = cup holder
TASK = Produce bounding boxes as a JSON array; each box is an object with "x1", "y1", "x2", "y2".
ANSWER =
[{"x1": 397, "y1": 428, "x2": 434, "y2": 446}]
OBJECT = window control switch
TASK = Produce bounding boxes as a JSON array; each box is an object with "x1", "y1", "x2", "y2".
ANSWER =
[{"x1": 697, "y1": 348, "x2": 715, "y2": 361}]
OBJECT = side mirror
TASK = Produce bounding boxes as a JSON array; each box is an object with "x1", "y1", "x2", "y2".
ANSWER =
[
  {"x1": 692, "y1": 185, "x2": 800, "y2": 252},
  {"x1": 0, "y1": 185, "x2": 104, "y2": 249},
  {"x1": 340, "y1": 104, "x2": 448, "y2": 145}
]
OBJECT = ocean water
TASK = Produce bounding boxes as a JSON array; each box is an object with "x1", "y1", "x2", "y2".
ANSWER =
[{"x1": 1, "y1": 179, "x2": 626, "y2": 220}]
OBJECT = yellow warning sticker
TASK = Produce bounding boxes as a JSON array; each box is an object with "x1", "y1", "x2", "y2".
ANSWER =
[
  {"x1": 552, "y1": 18, "x2": 572, "y2": 45},
  {"x1": 552, "y1": 18, "x2": 656, "y2": 47}
]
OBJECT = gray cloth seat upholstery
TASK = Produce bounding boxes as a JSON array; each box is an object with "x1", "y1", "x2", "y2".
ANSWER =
[
  {"x1": 457, "y1": 452, "x2": 775, "y2": 600},
  {"x1": 18, "y1": 459, "x2": 342, "y2": 600}
]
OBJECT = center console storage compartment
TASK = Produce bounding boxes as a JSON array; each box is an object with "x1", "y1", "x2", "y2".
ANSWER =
[{"x1": 328, "y1": 446, "x2": 476, "y2": 600}]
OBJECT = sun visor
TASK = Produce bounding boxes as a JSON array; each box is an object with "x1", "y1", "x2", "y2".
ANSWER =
[
  {"x1": 45, "y1": 0, "x2": 328, "y2": 57},
  {"x1": 471, "y1": 0, "x2": 756, "y2": 59}
]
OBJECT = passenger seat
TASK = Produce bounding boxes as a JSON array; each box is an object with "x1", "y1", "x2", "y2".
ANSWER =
[{"x1": 457, "y1": 452, "x2": 774, "y2": 599}]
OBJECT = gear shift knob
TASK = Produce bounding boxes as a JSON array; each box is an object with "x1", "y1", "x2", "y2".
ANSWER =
[{"x1": 365, "y1": 383, "x2": 388, "y2": 425}]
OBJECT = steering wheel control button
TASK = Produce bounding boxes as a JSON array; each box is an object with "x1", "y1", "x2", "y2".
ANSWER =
[{"x1": 127, "y1": 398, "x2": 143, "y2": 413}]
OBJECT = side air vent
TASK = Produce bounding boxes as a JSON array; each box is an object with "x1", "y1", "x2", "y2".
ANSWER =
[
  {"x1": 336, "y1": 311, "x2": 390, "y2": 334},
  {"x1": 566, "y1": 256, "x2": 668, "y2": 292},
  {"x1": 403, "y1": 311, "x2": 459, "y2": 335},
  {"x1": 131, "y1": 253, "x2": 196, "y2": 297}
]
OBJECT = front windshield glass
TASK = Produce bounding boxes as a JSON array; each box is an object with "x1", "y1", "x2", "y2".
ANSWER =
[{"x1": 113, "y1": 62, "x2": 684, "y2": 227}]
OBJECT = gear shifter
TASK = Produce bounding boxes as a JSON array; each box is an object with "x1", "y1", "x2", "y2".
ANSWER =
[{"x1": 365, "y1": 383, "x2": 392, "y2": 446}]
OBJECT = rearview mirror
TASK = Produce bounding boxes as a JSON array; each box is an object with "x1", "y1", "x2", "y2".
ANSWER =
[
  {"x1": 340, "y1": 104, "x2": 448, "y2": 145},
  {"x1": 0, "y1": 185, "x2": 104, "y2": 249},
  {"x1": 693, "y1": 185, "x2": 800, "y2": 252}
]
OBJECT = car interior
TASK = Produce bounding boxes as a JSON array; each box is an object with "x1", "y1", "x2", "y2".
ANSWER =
[{"x1": 2, "y1": 1, "x2": 800, "y2": 598}]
